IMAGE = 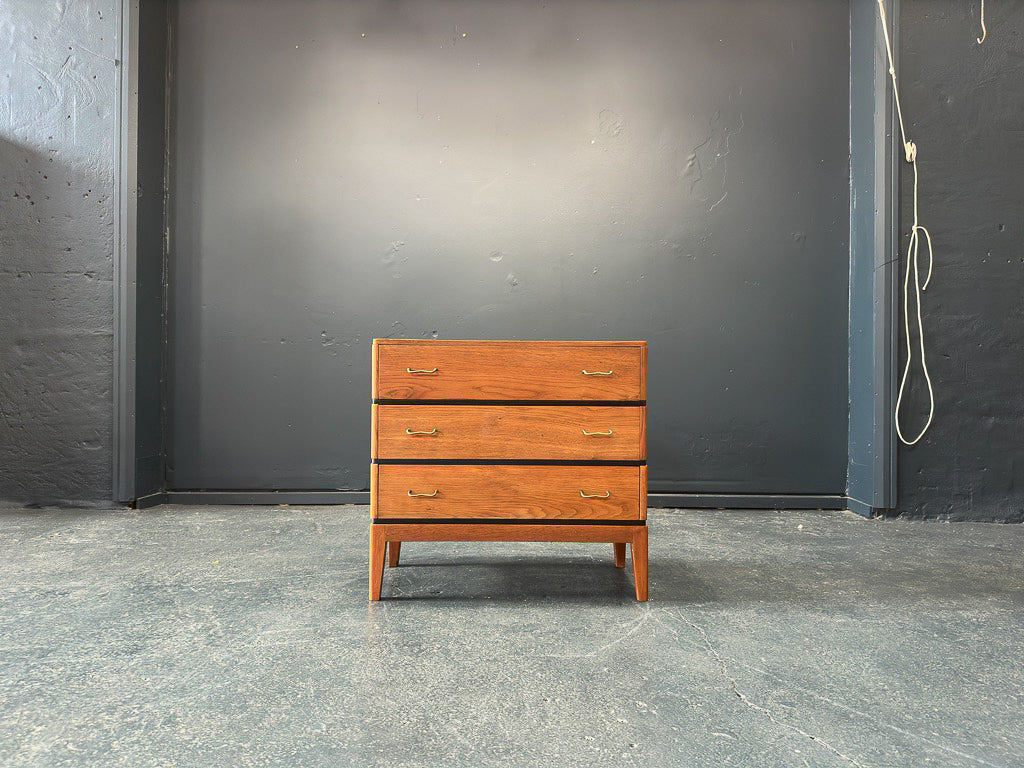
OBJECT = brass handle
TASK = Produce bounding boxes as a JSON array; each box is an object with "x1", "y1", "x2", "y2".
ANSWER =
[
  {"x1": 581, "y1": 428, "x2": 613, "y2": 436},
  {"x1": 407, "y1": 367, "x2": 438, "y2": 374},
  {"x1": 579, "y1": 490, "x2": 611, "y2": 499},
  {"x1": 581, "y1": 369, "x2": 613, "y2": 376},
  {"x1": 407, "y1": 489, "x2": 439, "y2": 497},
  {"x1": 405, "y1": 428, "x2": 438, "y2": 435}
]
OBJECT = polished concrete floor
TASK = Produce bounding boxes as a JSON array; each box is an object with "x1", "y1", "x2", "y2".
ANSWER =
[{"x1": 0, "y1": 505, "x2": 1021, "y2": 767}]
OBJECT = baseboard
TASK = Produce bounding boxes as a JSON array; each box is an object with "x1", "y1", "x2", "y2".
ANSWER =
[
  {"x1": 846, "y1": 497, "x2": 891, "y2": 518},
  {"x1": 136, "y1": 490, "x2": 370, "y2": 507},
  {"x1": 135, "y1": 490, "x2": 850, "y2": 512},
  {"x1": 134, "y1": 492, "x2": 166, "y2": 509},
  {"x1": 648, "y1": 493, "x2": 847, "y2": 510}
]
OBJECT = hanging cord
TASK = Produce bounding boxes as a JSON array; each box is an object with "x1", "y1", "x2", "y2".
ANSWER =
[
  {"x1": 977, "y1": 0, "x2": 987, "y2": 44},
  {"x1": 876, "y1": 0, "x2": 936, "y2": 446}
]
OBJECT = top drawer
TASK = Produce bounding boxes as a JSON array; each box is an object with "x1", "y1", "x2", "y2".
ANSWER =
[{"x1": 373, "y1": 340, "x2": 645, "y2": 401}]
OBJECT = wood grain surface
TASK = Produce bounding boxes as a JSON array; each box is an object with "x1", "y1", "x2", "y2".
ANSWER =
[
  {"x1": 374, "y1": 405, "x2": 645, "y2": 460},
  {"x1": 639, "y1": 464, "x2": 648, "y2": 521},
  {"x1": 368, "y1": 339, "x2": 650, "y2": 602},
  {"x1": 613, "y1": 542, "x2": 627, "y2": 568},
  {"x1": 374, "y1": 340, "x2": 645, "y2": 401},
  {"x1": 369, "y1": 523, "x2": 649, "y2": 601},
  {"x1": 369, "y1": 526, "x2": 386, "y2": 600},
  {"x1": 374, "y1": 464, "x2": 642, "y2": 520},
  {"x1": 630, "y1": 526, "x2": 649, "y2": 601},
  {"x1": 372, "y1": 522, "x2": 644, "y2": 543},
  {"x1": 387, "y1": 541, "x2": 401, "y2": 567}
]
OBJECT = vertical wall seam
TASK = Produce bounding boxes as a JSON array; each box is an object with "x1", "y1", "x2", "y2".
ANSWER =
[
  {"x1": 846, "y1": 0, "x2": 855, "y2": 502},
  {"x1": 112, "y1": 0, "x2": 126, "y2": 501},
  {"x1": 886, "y1": 0, "x2": 901, "y2": 508},
  {"x1": 159, "y1": 0, "x2": 175, "y2": 492},
  {"x1": 114, "y1": 0, "x2": 139, "y2": 503},
  {"x1": 846, "y1": 0, "x2": 899, "y2": 513}
]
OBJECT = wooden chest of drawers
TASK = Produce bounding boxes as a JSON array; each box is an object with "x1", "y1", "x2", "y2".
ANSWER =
[{"x1": 370, "y1": 339, "x2": 648, "y2": 601}]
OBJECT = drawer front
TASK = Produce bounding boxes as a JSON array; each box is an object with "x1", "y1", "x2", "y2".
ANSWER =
[
  {"x1": 373, "y1": 464, "x2": 643, "y2": 520},
  {"x1": 374, "y1": 405, "x2": 645, "y2": 461},
  {"x1": 374, "y1": 341, "x2": 645, "y2": 401}
]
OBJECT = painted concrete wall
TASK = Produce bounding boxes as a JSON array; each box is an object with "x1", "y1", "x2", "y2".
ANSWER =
[
  {"x1": 2, "y1": 1, "x2": 1022, "y2": 520},
  {"x1": 896, "y1": 3, "x2": 1024, "y2": 521},
  {"x1": 0, "y1": 0, "x2": 118, "y2": 504},
  {"x1": 168, "y1": 0, "x2": 852, "y2": 495}
]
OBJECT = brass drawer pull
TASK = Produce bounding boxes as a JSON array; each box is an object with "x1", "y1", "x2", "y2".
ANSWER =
[
  {"x1": 407, "y1": 489, "x2": 439, "y2": 497},
  {"x1": 581, "y1": 428, "x2": 613, "y2": 436},
  {"x1": 407, "y1": 367, "x2": 439, "y2": 374},
  {"x1": 581, "y1": 369, "x2": 613, "y2": 376},
  {"x1": 405, "y1": 428, "x2": 438, "y2": 435},
  {"x1": 579, "y1": 490, "x2": 611, "y2": 499}
]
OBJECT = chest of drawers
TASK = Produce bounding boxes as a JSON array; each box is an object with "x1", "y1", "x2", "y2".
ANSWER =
[{"x1": 369, "y1": 339, "x2": 648, "y2": 601}]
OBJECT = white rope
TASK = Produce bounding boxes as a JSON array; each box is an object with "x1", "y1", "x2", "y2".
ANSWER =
[
  {"x1": 877, "y1": 0, "x2": 936, "y2": 446},
  {"x1": 978, "y1": 0, "x2": 987, "y2": 44}
]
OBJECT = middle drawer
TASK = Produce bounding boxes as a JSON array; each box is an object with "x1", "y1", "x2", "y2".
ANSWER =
[{"x1": 373, "y1": 405, "x2": 645, "y2": 461}]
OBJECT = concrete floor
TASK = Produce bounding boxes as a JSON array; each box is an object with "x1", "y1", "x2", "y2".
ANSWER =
[{"x1": 0, "y1": 506, "x2": 1021, "y2": 768}]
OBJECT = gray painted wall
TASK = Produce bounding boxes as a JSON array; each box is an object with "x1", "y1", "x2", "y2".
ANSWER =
[
  {"x1": 168, "y1": 0, "x2": 851, "y2": 495},
  {"x1": 0, "y1": 0, "x2": 118, "y2": 504},
  {"x1": 895, "y1": 3, "x2": 1024, "y2": 522},
  {"x1": 847, "y1": 0, "x2": 897, "y2": 515},
  {"x1": 133, "y1": 0, "x2": 169, "y2": 495},
  {"x1": 3, "y1": 1, "x2": 1021, "y2": 521}
]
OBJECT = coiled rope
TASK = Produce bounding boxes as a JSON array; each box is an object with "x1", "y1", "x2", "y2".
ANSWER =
[{"x1": 876, "y1": 0, "x2": 936, "y2": 446}]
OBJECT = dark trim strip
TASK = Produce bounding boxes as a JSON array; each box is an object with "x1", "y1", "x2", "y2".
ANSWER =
[
  {"x1": 373, "y1": 518, "x2": 645, "y2": 526},
  {"x1": 136, "y1": 490, "x2": 847, "y2": 512},
  {"x1": 113, "y1": 3, "x2": 140, "y2": 503},
  {"x1": 373, "y1": 458, "x2": 646, "y2": 466},
  {"x1": 648, "y1": 493, "x2": 846, "y2": 510},
  {"x1": 152, "y1": 490, "x2": 370, "y2": 506},
  {"x1": 845, "y1": 496, "x2": 889, "y2": 519},
  {"x1": 846, "y1": 496, "x2": 872, "y2": 518},
  {"x1": 134, "y1": 492, "x2": 166, "y2": 509},
  {"x1": 374, "y1": 399, "x2": 645, "y2": 406}
]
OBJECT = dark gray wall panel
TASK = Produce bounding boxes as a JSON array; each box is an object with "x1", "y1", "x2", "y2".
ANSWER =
[
  {"x1": 0, "y1": 0, "x2": 119, "y2": 504},
  {"x1": 847, "y1": 0, "x2": 897, "y2": 514},
  {"x1": 133, "y1": 0, "x2": 170, "y2": 495},
  {"x1": 3, "y1": 0, "x2": 1016, "y2": 518},
  {"x1": 169, "y1": 0, "x2": 851, "y2": 493},
  {"x1": 896, "y1": 3, "x2": 1024, "y2": 521}
]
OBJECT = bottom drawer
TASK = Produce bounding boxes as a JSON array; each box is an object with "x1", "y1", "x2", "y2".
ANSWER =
[{"x1": 373, "y1": 464, "x2": 644, "y2": 521}]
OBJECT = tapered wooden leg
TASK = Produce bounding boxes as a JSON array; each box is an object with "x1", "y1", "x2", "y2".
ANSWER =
[
  {"x1": 388, "y1": 541, "x2": 402, "y2": 567},
  {"x1": 613, "y1": 542, "x2": 626, "y2": 568},
  {"x1": 630, "y1": 526, "x2": 649, "y2": 601},
  {"x1": 369, "y1": 526, "x2": 387, "y2": 600}
]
